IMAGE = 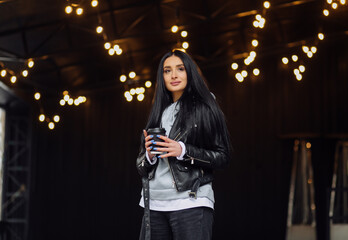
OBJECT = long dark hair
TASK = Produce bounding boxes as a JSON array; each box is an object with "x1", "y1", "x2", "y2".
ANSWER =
[{"x1": 144, "y1": 50, "x2": 231, "y2": 153}]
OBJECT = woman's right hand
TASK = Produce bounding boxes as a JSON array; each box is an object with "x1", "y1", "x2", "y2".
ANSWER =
[{"x1": 143, "y1": 129, "x2": 155, "y2": 159}]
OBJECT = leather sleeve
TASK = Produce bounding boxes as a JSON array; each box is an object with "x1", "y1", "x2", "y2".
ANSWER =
[{"x1": 136, "y1": 150, "x2": 157, "y2": 177}]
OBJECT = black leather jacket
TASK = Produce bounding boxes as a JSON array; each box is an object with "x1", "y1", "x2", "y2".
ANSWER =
[{"x1": 136, "y1": 112, "x2": 230, "y2": 197}]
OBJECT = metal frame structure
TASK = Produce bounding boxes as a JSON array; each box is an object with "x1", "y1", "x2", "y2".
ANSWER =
[{"x1": 1, "y1": 113, "x2": 31, "y2": 240}]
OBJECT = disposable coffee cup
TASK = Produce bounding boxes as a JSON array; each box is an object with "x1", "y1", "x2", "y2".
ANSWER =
[{"x1": 147, "y1": 128, "x2": 166, "y2": 155}]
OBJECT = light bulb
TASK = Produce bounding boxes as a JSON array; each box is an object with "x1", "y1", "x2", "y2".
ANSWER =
[
  {"x1": 292, "y1": 55, "x2": 298, "y2": 62},
  {"x1": 108, "y1": 48, "x2": 115, "y2": 55},
  {"x1": 113, "y1": 44, "x2": 120, "y2": 50},
  {"x1": 129, "y1": 71, "x2": 136, "y2": 79},
  {"x1": 307, "y1": 51, "x2": 313, "y2": 58},
  {"x1": 115, "y1": 48, "x2": 122, "y2": 55},
  {"x1": 28, "y1": 59, "x2": 34, "y2": 68},
  {"x1": 311, "y1": 46, "x2": 317, "y2": 54},
  {"x1": 68, "y1": 98, "x2": 73, "y2": 105},
  {"x1": 323, "y1": 9, "x2": 329, "y2": 16},
  {"x1": 145, "y1": 81, "x2": 152, "y2": 88},
  {"x1": 251, "y1": 39, "x2": 258, "y2": 47},
  {"x1": 22, "y1": 70, "x2": 28, "y2": 77},
  {"x1": 293, "y1": 69, "x2": 300, "y2": 75},
  {"x1": 332, "y1": 3, "x2": 338, "y2": 9},
  {"x1": 130, "y1": 88, "x2": 136, "y2": 95},
  {"x1": 64, "y1": 95, "x2": 70, "y2": 101},
  {"x1": 249, "y1": 51, "x2": 256, "y2": 58},
  {"x1": 53, "y1": 115, "x2": 60, "y2": 123},
  {"x1": 10, "y1": 76, "x2": 17, "y2": 83},
  {"x1": 318, "y1": 33, "x2": 324, "y2": 40},
  {"x1": 39, "y1": 114, "x2": 45, "y2": 122},
  {"x1": 231, "y1": 63, "x2": 238, "y2": 70},
  {"x1": 181, "y1": 31, "x2": 188, "y2": 37},
  {"x1": 282, "y1": 57, "x2": 289, "y2": 64},
  {"x1": 241, "y1": 70, "x2": 248, "y2": 77},
  {"x1": 137, "y1": 94, "x2": 145, "y2": 101},
  {"x1": 96, "y1": 26, "x2": 103, "y2": 34},
  {"x1": 74, "y1": 99, "x2": 80, "y2": 106},
  {"x1": 124, "y1": 91, "x2": 131, "y2": 98},
  {"x1": 182, "y1": 42, "x2": 189, "y2": 49},
  {"x1": 91, "y1": 0, "x2": 98, "y2": 7},
  {"x1": 327, "y1": 0, "x2": 333, "y2": 3},
  {"x1": 235, "y1": 73, "x2": 244, "y2": 82},
  {"x1": 63, "y1": 90, "x2": 69, "y2": 95},
  {"x1": 302, "y1": 46, "x2": 309, "y2": 53},
  {"x1": 76, "y1": 8, "x2": 83, "y2": 15},
  {"x1": 263, "y1": 1, "x2": 271, "y2": 8},
  {"x1": 48, "y1": 122, "x2": 55, "y2": 130},
  {"x1": 299, "y1": 65, "x2": 305, "y2": 72},
  {"x1": 253, "y1": 68, "x2": 260, "y2": 76},
  {"x1": 171, "y1": 25, "x2": 178, "y2": 33},
  {"x1": 255, "y1": 14, "x2": 262, "y2": 21},
  {"x1": 34, "y1": 92, "x2": 41, "y2": 100},
  {"x1": 253, "y1": 21, "x2": 260, "y2": 28},
  {"x1": 120, "y1": 75, "x2": 127, "y2": 82},
  {"x1": 126, "y1": 95, "x2": 133, "y2": 102},
  {"x1": 104, "y1": 42, "x2": 111, "y2": 49},
  {"x1": 296, "y1": 74, "x2": 302, "y2": 81},
  {"x1": 65, "y1": 6, "x2": 73, "y2": 14},
  {"x1": 0, "y1": 70, "x2": 6, "y2": 77},
  {"x1": 60, "y1": 99, "x2": 66, "y2": 106}
]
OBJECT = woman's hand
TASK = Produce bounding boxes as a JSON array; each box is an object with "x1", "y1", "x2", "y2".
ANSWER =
[
  {"x1": 143, "y1": 130, "x2": 155, "y2": 159},
  {"x1": 151, "y1": 135, "x2": 182, "y2": 159}
]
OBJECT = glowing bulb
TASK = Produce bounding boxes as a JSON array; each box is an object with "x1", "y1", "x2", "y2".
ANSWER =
[
  {"x1": 299, "y1": 65, "x2": 305, "y2": 72},
  {"x1": 63, "y1": 90, "x2": 69, "y2": 95},
  {"x1": 34, "y1": 92, "x2": 41, "y2": 100},
  {"x1": 108, "y1": 48, "x2": 115, "y2": 55},
  {"x1": 63, "y1": 95, "x2": 70, "y2": 101},
  {"x1": 292, "y1": 55, "x2": 298, "y2": 62},
  {"x1": 28, "y1": 59, "x2": 34, "y2": 68},
  {"x1": 10, "y1": 76, "x2": 17, "y2": 83},
  {"x1": 182, "y1": 42, "x2": 189, "y2": 49},
  {"x1": 327, "y1": 0, "x2": 333, "y2": 3},
  {"x1": 256, "y1": 14, "x2": 262, "y2": 21},
  {"x1": 135, "y1": 88, "x2": 141, "y2": 95},
  {"x1": 120, "y1": 75, "x2": 127, "y2": 82},
  {"x1": 137, "y1": 93, "x2": 145, "y2": 101},
  {"x1": 302, "y1": 46, "x2": 309, "y2": 53},
  {"x1": 130, "y1": 88, "x2": 136, "y2": 95},
  {"x1": 126, "y1": 95, "x2": 133, "y2": 102},
  {"x1": 145, "y1": 81, "x2": 152, "y2": 88},
  {"x1": 253, "y1": 20, "x2": 260, "y2": 28},
  {"x1": 74, "y1": 99, "x2": 80, "y2": 105},
  {"x1": 340, "y1": 0, "x2": 346, "y2": 4},
  {"x1": 76, "y1": 8, "x2": 83, "y2": 15},
  {"x1": 124, "y1": 91, "x2": 131, "y2": 98},
  {"x1": 235, "y1": 73, "x2": 244, "y2": 82},
  {"x1": 48, "y1": 122, "x2": 55, "y2": 130},
  {"x1": 60, "y1": 99, "x2": 66, "y2": 106},
  {"x1": 181, "y1": 31, "x2": 188, "y2": 37},
  {"x1": 296, "y1": 74, "x2": 303, "y2": 81},
  {"x1": 318, "y1": 33, "x2": 324, "y2": 40},
  {"x1": 129, "y1": 71, "x2": 136, "y2": 79},
  {"x1": 22, "y1": 70, "x2": 28, "y2": 77},
  {"x1": 96, "y1": 26, "x2": 103, "y2": 34},
  {"x1": 113, "y1": 44, "x2": 120, "y2": 50},
  {"x1": 263, "y1": 1, "x2": 271, "y2": 8},
  {"x1": 115, "y1": 48, "x2": 122, "y2": 55},
  {"x1": 251, "y1": 39, "x2": 258, "y2": 47},
  {"x1": 244, "y1": 58, "x2": 251, "y2": 65},
  {"x1": 253, "y1": 68, "x2": 260, "y2": 76},
  {"x1": 91, "y1": 0, "x2": 98, "y2": 7},
  {"x1": 0, "y1": 70, "x2": 6, "y2": 77},
  {"x1": 231, "y1": 63, "x2": 238, "y2": 70},
  {"x1": 39, "y1": 114, "x2": 45, "y2": 122},
  {"x1": 104, "y1": 42, "x2": 111, "y2": 49},
  {"x1": 241, "y1": 70, "x2": 248, "y2": 78},
  {"x1": 53, "y1": 115, "x2": 60, "y2": 123},
  {"x1": 282, "y1": 57, "x2": 289, "y2": 64},
  {"x1": 307, "y1": 51, "x2": 313, "y2": 58},
  {"x1": 68, "y1": 98, "x2": 73, "y2": 105},
  {"x1": 311, "y1": 46, "x2": 317, "y2": 54},
  {"x1": 249, "y1": 51, "x2": 256, "y2": 58},
  {"x1": 259, "y1": 18, "x2": 266, "y2": 27},
  {"x1": 65, "y1": 6, "x2": 73, "y2": 14},
  {"x1": 332, "y1": 2, "x2": 338, "y2": 9},
  {"x1": 293, "y1": 69, "x2": 300, "y2": 75},
  {"x1": 171, "y1": 25, "x2": 179, "y2": 33},
  {"x1": 323, "y1": 9, "x2": 329, "y2": 16},
  {"x1": 139, "y1": 87, "x2": 145, "y2": 94},
  {"x1": 306, "y1": 142, "x2": 311, "y2": 149}
]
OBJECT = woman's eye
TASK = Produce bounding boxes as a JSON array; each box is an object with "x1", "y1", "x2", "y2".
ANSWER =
[
  {"x1": 164, "y1": 69, "x2": 171, "y2": 74},
  {"x1": 178, "y1": 67, "x2": 185, "y2": 71}
]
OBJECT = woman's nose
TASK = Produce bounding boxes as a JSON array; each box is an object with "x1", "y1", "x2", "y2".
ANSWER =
[{"x1": 171, "y1": 70, "x2": 177, "y2": 79}]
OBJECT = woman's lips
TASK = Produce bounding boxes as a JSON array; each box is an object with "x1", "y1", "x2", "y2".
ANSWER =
[{"x1": 170, "y1": 81, "x2": 181, "y2": 86}]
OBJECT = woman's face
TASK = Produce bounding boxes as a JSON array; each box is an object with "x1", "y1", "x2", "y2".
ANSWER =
[{"x1": 163, "y1": 55, "x2": 188, "y2": 102}]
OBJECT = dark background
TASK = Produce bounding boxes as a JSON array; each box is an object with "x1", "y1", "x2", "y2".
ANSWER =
[{"x1": 1, "y1": 0, "x2": 348, "y2": 239}]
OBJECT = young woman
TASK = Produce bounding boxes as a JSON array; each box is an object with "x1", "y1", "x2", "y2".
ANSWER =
[{"x1": 136, "y1": 49, "x2": 231, "y2": 240}]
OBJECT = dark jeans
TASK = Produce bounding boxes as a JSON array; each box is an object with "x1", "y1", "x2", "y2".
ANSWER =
[{"x1": 139, "y1": 207, "x2": 214, "y2": 240}]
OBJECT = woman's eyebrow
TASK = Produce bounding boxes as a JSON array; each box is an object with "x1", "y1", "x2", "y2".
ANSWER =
[{"x1": 164, "y1": 64, "x2": 184, "y2": 68}]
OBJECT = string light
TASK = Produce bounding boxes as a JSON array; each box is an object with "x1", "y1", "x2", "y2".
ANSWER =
[
  {"x1": 104, "y1": 42, "x2": 111, "y2": 49},
  {"x1": 263, "y1": 1, "x2": 271, "y2": 9},
  {"x1": 48, "y1": 122, "x2": 55, "y2": 130},
  {"x1": 53, "y1": 115, "x2": 60, "y2": 123},
  {"x1": 76, "y1": 8, "x2": 83, "y2": 15},
  {"x1": 68, "y1": 99, "x2": 73, "y2": 105},
  {"x1": 182, "y1": 42, "x2": 189, "y2": 49},
  {"x1": 340, "y1": 0, "x2": 346, "y2": 4},
  {"x1": 120, "y1": 75, "x2": 127, "y2": 82},
  {"x1": 137, "y1": 94, "x2": 145, "y2": 101},
  {"x1": 91, "y1": 0, "x2": 98, "y2": 7},
  {"x1": 307, "y1": 52, "x2": 313, "y2": 58},
  {"x1": 181, "y1": 31, "x2": 188, "y2": 37},
  {"x1": 282, "y1": 57, "x2": 289, "y2": 64},
  {"x1": 64, "y1": 94, "x2": 70, "y2": 101},
  {"x1": 96, "y1": 26, "x2": 103, "y2": 34},
  {"x1": 74, "y1": 99, "x2": 80, "y2": 106},
  {"x1": 10, "y1": 76, "x2": 17, "y2": 83},
  {"x1": 0, "y1": 70, "x2": 6, "y2": 77},
  {"x1": 318, "y1": 33, "x2": 325, "y2": 40},
  {"x1": 292, "y1": 55, "x2": 298, "y2": 62},
  {"x1": 299, "y1": 65, "x2": 306, "y2": 72},
  {"x1": 65, "y1": 6, "x2": 73, "y2": 14},
  {"x1": 39, "y1": 114, "x2": 45, "y2": 122},
  {"x1": 108, "y1": 48, "x2": 115, "y2": 55},
  {"x1": 302, "y1": 46, "x2": 309, "y2": 53},
  {"x1": 241, "y1": 70, "x2": 248, "y2": 77},
  {"x1": 60, "y1": 99, "x2": 66, "y2": 106},
  {"x1": 124, "y1": 91, "x2": 131, "y2": 98},
  {"x1": 296, "y1": 73, "x2": 302, "y2": 81},
  {"x1": 311, "y1": 46, "x2": 317, "y2": 54},
  {"x1": 253, "y1": 68, "x2": 260, "y2": 76},
  {"x1": 235, "y1": 73, "x2": 244, "y2": 82},
  {"x1": 231, "y1": 63, "x2": 238, "y2": 70},
  {"x1": 332, "y1": 2, "x2": 338, "y2": 9},
  {"x1": 323, "y1": 9, "x2": 330, "y2": 16},
  {"x1": 145, "y1": 81, "x2": 152, "y2": 88},
  {"x1": 171, "y1": 25, "x2": 179, "y2": 33},
  {"x1": 63, "y1": 90, "x2": 69, "y2": 95},
  {"x1": 129, "y1": 71, "x2": 136, "y2": 79},
  {"x1": 327, "y1": 0, "x2": 333, "y2": 3},
  {"x1": 28, "y1": 59, "x2": 34, "y2": 68},
  {"x1": 22, "y1": 70, "x2": 28, "y2": 77},
  {"x1": 251, "y1": 39, "x2": 258, "y2": 47},
  {"x1": 130, "y1": 88, "x2": 136, "y2": 95},
  {"x1": 34, "y1": 92, "x2": 41, "y2": 100}
]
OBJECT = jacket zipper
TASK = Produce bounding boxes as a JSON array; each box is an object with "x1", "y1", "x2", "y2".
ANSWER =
[
  {"x1": 166, "y1": 130, "x2": 183, "y2": 190},
  {"x1": 185, "y1": 154, "x2": 210, "y2": 164}
]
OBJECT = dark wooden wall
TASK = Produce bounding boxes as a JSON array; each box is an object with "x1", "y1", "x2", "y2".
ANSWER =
[{"x1": 28, "y1": 37, "x2": 348, "y2": 240}]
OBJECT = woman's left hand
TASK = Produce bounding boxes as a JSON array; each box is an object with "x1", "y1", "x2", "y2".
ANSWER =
[{"x1": 153, "y1": 135, "x2": 182, "y2": 158}]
